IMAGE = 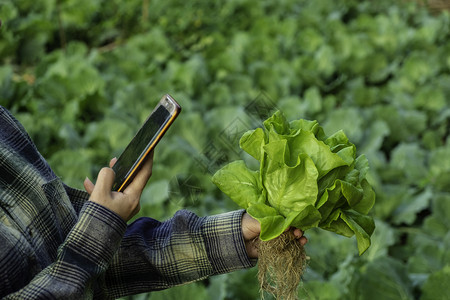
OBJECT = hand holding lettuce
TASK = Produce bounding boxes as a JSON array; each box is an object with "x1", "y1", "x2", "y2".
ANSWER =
[{"x1": 212, "y1": 111, "x2": 376, "y2": 299}]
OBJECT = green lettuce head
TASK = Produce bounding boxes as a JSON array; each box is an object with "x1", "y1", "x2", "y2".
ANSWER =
[{"x1": 212, "y1": 111, "x2": 375, "y2": 255}]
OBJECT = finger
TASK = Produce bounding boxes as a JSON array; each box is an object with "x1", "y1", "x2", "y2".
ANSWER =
[
  {"x1": 123, "y1": 151, "x2": 154, "y2": 195},
  {"x1": 94, "y1": 167, "x2": 116, "y2": 196},
  {"x1": 299, "y1": 236, "x2": 308, "y2": 246},
  {"x1": 109, "y1": 157, "x2": 118, "y2": 168},
  {"x1": 84, "y1": 177, "x2": 95, "y2": 195},
  {"x1": 293, "y1": 228, "x2": 304, "y2": 239}
]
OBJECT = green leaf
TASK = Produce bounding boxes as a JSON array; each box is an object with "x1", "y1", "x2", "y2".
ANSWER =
[
  {"x1": 303, "y1": 86, "x2": 323, "y2": 114},
  {"x1": 429, "y1": 145, "x2": 450, "y2": 192},
  {"x1": 351, "y1": 257, "x2": 413, "y2": 300},
  {"x1": 407, "y1": 241, "x2": 447, "y2": 274},
  {"x1": 288, "y1": 130, "x2": 350, "y2": 178},
  {"x1": 335, "y1": 145, "x2": 356, "y2": 166},
  {"x1": 211, "y1": 160, "x2": 262, "y2": 210},
  {"x1": 289, "y1": 119, "x2": 320, "y2": 134},
  {"x1": 324, "y1": 130, "x2": 350, "y2": 151},
  {"x1": 323, "y1": 107, "x2": 364, "y2": 145},
  {"x1": 340, "y1": 210, "x2": 375, "y2": 255},
  {"x1": 352, "y1": 179, "x2": 376, "y2": 215},
  {"x1": 48, "y1": 149, "x2": 94, "y2": 189},
  {"x1": 149, "y1": 282, "x2": 208, "y2": 300},
  {"x1": 317, "y1": 179, "x2": 343, "y2": 220},
  {"x1": 354, "y1": 155, "x2": 370, "y2": 181},
  {"x1": 363, "y1": 219, "x2": 396, "y2": 262},
  {"x1": 290, "y1": 204, "x2": 322, "y2": 230},
  {"x1": 414, "y1": 85, "x2": 446, "y2": 112},
  {"x1": 341, "y1": 180, "x2": 364, "y2": 208},
  {"x1": 393, "y1": 187, "x2": 432, "y2": 225},
  {"x1": 263, "y1": 139, "x2": 290, "y2": 173},
  {"x1": 264, "y1": 153, "x2": 318, "y2": 218},
  {"x1": 206, "y1": 274, "x2": 228, "y2": 300},
  {"x1": 344, "y1": 168, "x2": 360, "y2": 186},
  {"x1": 421, "y1": 266, "x2": 450, "y2": 300},
  {"x1": 318, "y1": 177, "x2": 374, "y2": 220},
  {"x1": 390, "y1": 143, "x2": 428, "y2": 185},
  {"x1": 141, "y1": 180, "x2": 169, "y2": 205},
  {"x1": 246, "y1": 202, "x2": 288, "y2": 241},
  {"x1": 303, "y1": 280, "x2": 342, "y2": 300},
  {"x1": 224, "y1": 268, "x2": 260, "y2": 300},
  {"x1": 399, "y1": 51, "x2": 438, "y2": 85},
  {"x1": 320, "y1": 209, "x2": 355, "y2": 238},
  {"x1": 263, "y1": 110, "x2": 290, "y2": 136},
  {"x1": 424, "y1": 193, "x2": 450, "y2": 237},
  {"x1": 239, "y1": 127, "x2": 266, "y2": 162}
]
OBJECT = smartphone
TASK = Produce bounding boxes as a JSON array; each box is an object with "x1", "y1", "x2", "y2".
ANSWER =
[{"x1": 111, "y1": 94, "x2": 181, "y2": 192}]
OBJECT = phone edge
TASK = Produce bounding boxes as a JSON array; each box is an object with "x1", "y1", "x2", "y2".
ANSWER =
[{"x1": 116, "y1": 95, "x2": 181, "y2": 192}]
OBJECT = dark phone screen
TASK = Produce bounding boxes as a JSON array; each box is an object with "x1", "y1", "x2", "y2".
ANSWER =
[{"x1": 112, "y1": 105, "x2": 171, "y2": 191}]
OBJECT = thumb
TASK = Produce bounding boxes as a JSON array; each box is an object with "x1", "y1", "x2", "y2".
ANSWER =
[{"x1": 242, "y1": 213, "x2": 261, "y2": 241}]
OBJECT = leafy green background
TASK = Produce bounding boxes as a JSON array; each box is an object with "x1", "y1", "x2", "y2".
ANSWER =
[{"x1": 1, "y1": 0, "x2": 449, "y2": 299}]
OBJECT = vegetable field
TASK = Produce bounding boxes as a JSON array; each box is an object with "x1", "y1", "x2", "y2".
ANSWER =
[{"x1": 1, "y1": 0, "x2": 449, "y2": 299}]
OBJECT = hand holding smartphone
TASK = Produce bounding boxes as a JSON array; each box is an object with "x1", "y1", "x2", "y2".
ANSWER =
[{"x1": 111, "y1": 94, "x2": 181, "y2": 192}]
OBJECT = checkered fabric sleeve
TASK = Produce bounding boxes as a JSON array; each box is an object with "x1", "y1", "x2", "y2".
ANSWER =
[
  {"x1": 97, "y1": 209, "x2": 256, "y2": 298},
  {"x1": 2, "y1": 201, "x2": 127, "y2": 299}
]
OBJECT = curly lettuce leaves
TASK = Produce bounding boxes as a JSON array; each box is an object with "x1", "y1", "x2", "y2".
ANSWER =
[
  {"x1": 240, "y1": 127, "x2": 266, "y2": 162},
  {"x1": 264, "y1": 153, "x2": 319, "y2": 220},
  {"x1": 212, "y1": 111, "x2": 376, "y2": 255},
  {"x1": 211, "y1": 160, "x2": 264, "y2": 209}
]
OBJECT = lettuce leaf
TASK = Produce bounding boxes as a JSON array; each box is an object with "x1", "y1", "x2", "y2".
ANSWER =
[{"x1": 212, "y1": 111, "x2": 376, "y2": 255}]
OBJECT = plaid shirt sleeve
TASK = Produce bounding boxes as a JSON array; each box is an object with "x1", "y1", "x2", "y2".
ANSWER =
[
  {"x1": 3, "y1": 201, "x2": 128, "y2": 299},
  {"x1": 98, "y1": 209, "x2": 256, "y2": 298},
  {"x1": 4, "y1": 204, "x2": 255, "y2": 299}
]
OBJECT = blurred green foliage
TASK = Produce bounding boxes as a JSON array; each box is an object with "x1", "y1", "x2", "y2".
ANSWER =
[{"x1": 1, "y1": 0, "x2": 449, "y2": 299}]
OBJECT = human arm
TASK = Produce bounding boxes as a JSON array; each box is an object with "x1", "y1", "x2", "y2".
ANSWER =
[
  {"x1": 93, "y1": 209, "x2": 255, "y2": 298},
  {"x1": 94, "y1": 211, "x2": 307, "y2": 298}
]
